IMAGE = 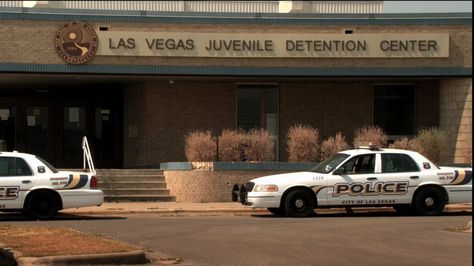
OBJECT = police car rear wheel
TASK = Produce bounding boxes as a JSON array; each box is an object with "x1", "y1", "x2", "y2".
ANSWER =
[
  {"x1": 27, "y1": 192, "x2": 58, "y2": 220},
  {"x1": 414, "y1": 187, "x2": 445, "y2": 216},
  {"x1": 284, "y1": 189, "x2": 315, "y2": 217}
]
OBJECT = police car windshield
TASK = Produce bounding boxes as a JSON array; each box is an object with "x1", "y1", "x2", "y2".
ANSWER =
[
  {"x1": 310, "y1": 153, "x2": 350, "y2": 173},
  {"x1": 36, "y1": 156, "x2": 59, "y2": 173}
]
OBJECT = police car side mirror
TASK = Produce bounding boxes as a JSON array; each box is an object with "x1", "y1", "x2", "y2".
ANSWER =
[
  {"x1": 334, "y1": 166, "x2": 346, "y2": 175},
  {"x1": 37, "y1": 166, "x2": 46, "y2": 173},
  {"x1": 325, "y1": 165, "x2": 333, "y2": 172}
]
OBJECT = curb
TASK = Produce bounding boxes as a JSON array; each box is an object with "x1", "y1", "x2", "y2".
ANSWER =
[
  {"x1": 1, "y1": 242, "x2": 148, "y2": 266},
  {"x1": 64, "y1": 204, "x2": 472, "y2": 216},
  {"x1": 0, "y1": 242, "x2": 18, "y2": 266},
  {"x1": 16, "y1": 250, "x2": 148, "y2": 265}
]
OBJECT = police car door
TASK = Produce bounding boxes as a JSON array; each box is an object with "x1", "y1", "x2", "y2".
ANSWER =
[
  {"x1": 0, "y1": 156, "x2": 35, "y2": 209},
  {"x1": 376, "y1": 153, "x2": 423, "y2": 204},
  {"x1": 328, "y1": 153, "x2": 379, "y2": 206}
]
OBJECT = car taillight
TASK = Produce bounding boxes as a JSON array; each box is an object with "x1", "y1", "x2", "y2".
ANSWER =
[{"x1": 90, "y1": 176, "x2": 98, "y2": 188}]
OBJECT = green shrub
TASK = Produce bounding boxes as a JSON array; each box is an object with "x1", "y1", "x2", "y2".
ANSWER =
[
  {"x1": 353, "y1": 126, "x2": 387, "y2": 148},
  {"x1": 287, "y1": 124, "x2": 320, "y2": 162},
  {"x1": 320, "y1": 133, "x2": 350, "y2": 160},
  {"x1": 184, "y1": 130, "x2": 217, "y2": 162}
]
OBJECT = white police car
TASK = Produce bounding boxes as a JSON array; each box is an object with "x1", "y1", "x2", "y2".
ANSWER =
[
  {"x1": 0, "y1": 151, "x2": 104, "y2": 220},
  {"x1": 233, "y1": 147, "x2": 472, "y2": 217}
]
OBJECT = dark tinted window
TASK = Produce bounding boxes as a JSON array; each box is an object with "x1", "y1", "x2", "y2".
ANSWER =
[
  {"x1": 0, "y1": 157, "x2": 33, "y2": 176},
  {"x1": 237, "y1": 84, "x2": 278, "y2": 133},
  {"x1": 382, "y1": 153, "x2": 419, "y2": 173},
  {"x1": 36, "y1": 156, "x2": 58, "y2": 173},
  {"x1": 374, "y1": 85, "x2": 415, "y2": 135}
]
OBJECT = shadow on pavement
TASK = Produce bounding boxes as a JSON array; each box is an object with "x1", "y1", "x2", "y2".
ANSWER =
[
  {"x1": 251, "y1": 210, "x2": 472, "y2": 218},
  {"x1": 0, "y1": 212, "x2": 126, "y2": 222}
]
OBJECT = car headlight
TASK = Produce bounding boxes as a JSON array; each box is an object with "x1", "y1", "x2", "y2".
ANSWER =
[{"x1": 253, "y1": 184, "x2": 279, "y2": 192}]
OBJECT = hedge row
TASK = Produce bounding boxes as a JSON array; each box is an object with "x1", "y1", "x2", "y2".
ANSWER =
[
  {"x1": 184, "y1": 129, "x2": 274, "y2": 162},
  {"x1": 184, "y1": 126, "x2": 448, "y2": 163}
]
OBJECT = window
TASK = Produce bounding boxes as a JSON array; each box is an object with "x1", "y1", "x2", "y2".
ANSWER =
[
  {"x1": 0, "y1": 157, "x2": 33, "y2": 176},
  {"x1": 36, "y1": 156, "x2": 58, "y2": 173},
  {"x1": 237, "y1": 84, "x2": 279, "y2": 159},
  {"x1": 374, "y1": 85, "x2": 415, "y2": 136},
  {"x1": 237, "y1": 84, "x2": 278, "y2": 134},
  {"x1": 382, "y1": 153, "x2": 419, "y2": 173},
  {"x1": 311, "y1": 153, "x2": 349, "y2": 174},
  {"x1": 337, "y1": 154, "x2": 375, "y2": 174}
]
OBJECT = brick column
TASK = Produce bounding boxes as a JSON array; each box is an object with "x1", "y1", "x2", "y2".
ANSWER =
[{"x1": 439, "y1": 78, "x2": 472, "y2": 164}]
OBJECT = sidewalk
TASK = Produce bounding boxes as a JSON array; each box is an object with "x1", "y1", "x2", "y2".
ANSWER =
[
  {"x1": 62, "y1": 202, "x2": 266, "y2": 215},
  {"x1": 61, "y1": 202, "x2": 472, "y2": 216}
]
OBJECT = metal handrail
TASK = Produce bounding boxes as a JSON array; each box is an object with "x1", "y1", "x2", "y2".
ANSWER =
[{"x1": 82, "y1": 136, "x2": 96, "y2": 175}]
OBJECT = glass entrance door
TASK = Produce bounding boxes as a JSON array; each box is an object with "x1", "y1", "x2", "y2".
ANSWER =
[
  {"x1": 0, "y1": 106, "x2": 15, "y2": 152},
  {"x1": 1, "y1": 85, "x2": 123, "y2": 168},
  {"x1": 62, "y1": 107, "x2": 87, "y2": 167},
  {"x1": 25, "y1": 106, "x2": 48, "y2": 159},
  {"x1": 93, "y1": 107, "x2": 119, "y2": 167}
]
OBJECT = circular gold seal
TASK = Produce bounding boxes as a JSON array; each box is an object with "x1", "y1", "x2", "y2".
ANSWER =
[{"x1": 54, "y1": 21, "x2": 98, "y2": 64}]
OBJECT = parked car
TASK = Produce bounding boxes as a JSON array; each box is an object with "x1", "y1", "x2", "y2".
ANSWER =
[
  {"x1": 0, "y1": 151, "x2": 104, "y2": 220},
  {"x1": 233, "y1": 147, "x2": 472, "y2": 217}
]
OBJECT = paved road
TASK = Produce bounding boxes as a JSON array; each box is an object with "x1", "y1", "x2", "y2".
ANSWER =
[{"x1": 2, "y1": 211, "x2": 472, "y2": 266}]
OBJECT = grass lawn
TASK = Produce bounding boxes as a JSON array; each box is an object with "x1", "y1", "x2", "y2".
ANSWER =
[{"x1": 0, "y1": 224, "x2": 137, "y2": 257}]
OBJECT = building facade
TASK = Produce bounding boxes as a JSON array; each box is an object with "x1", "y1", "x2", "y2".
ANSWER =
[
  {"x1": 0, "y1": 1, "x2": 384, "y2": 14},
  {"x1": 0, "y1": 7, "x2": 471, "y2": 168}
]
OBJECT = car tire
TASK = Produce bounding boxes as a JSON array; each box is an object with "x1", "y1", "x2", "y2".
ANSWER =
[
  {"x1": 267, "y1": 207, "x2": 286, "y2": 216},
  {"x1": 26, "y1": 192, "x2": 59, "y2": 220},
  {"x1": 393, "y1": 204, "x2": 415, "y2": 215},
  {"x1": 413, "y1": 187, "x2": 445, "y2": 216},
  {"x1": 284, "y1": 189, "x2": 315, "y2": 217}
]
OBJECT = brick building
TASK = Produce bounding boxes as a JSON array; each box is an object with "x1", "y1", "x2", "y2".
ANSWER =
[{"x1": 0, "y1": 7, "x2": 471, "y2": 168}]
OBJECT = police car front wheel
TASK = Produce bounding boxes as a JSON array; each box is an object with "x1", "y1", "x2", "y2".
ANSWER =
[{"x1": 284, "y1": 189, "x2": 315, "y2": 217}]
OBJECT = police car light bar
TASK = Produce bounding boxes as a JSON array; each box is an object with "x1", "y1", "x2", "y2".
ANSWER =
[{"x1": 355, "y1": 143, "x2": 381, "y2": 150}]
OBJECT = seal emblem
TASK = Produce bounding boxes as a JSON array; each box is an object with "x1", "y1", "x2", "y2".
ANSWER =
[{"x1": 54, "y1": 21, "x2": 98, "y2": 64}]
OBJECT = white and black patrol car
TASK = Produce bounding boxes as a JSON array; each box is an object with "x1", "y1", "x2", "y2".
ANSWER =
[
  {"x1": 0, "y1": 151, "x2": 104, "y2": 220},
  {"x1": 233, "y1": 147, "x2": 472, "y2": 217}
]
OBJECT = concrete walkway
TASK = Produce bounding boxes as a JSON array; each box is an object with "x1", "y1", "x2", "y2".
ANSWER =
[{"x1": 62, "y1": 202, "x2": 266, "y2": 215}]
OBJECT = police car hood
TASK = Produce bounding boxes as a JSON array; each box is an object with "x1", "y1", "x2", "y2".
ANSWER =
[{"x1": 250, "y1": 171, "x2": 317, "y2": 185}]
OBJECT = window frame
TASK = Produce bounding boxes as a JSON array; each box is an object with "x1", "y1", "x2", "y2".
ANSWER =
[
  {"x1": 381, "y1": 153, "x2": 420, "y2": 173},
  {"x1": 0, "y1": 156, "x2": 34, "y2": 177},
  {"x1": 336, "y1": 153, "x2": 376, "y2": 175}
]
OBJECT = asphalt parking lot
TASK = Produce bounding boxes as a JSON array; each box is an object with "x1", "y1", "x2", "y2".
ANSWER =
[{"x1": 2, "y1": 210, "x2": 472, "y2": 266}]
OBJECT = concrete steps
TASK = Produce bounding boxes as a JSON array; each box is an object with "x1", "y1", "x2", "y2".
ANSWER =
[
  {"x1": 96, "y1": 169, "x2": 175, "y2": 202},
  {"x1": 103, "y1": 195, "x2": 176, "y2": 202}
]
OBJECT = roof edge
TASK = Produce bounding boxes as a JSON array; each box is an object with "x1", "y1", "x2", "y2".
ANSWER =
[
  {"x1": 0, "y1": 64, "x2": 471, "y2": 77},
  {"x1": 0, "y1": 7, "x2": 472, "y2": 25}
]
